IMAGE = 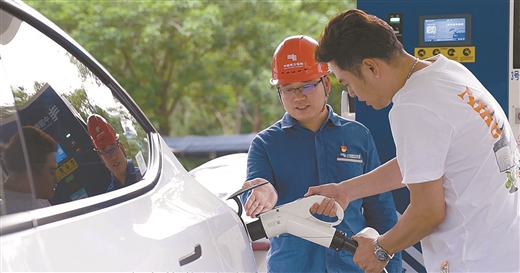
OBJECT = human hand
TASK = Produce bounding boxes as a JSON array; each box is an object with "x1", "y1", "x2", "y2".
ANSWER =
[
  {"x1": 351, "y1": 234, "x2": 388, "y2": 273},
  {"x1": 304, "y1": 183, "x2": 350, "y2": 217},
  {"x1": 243, "y1": 178, "x2": 277, "y2": 218}
]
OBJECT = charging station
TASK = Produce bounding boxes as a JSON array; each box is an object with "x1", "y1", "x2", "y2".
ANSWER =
[{"x1": 339, "y1": 1, "x2": 520, "y2": 272}]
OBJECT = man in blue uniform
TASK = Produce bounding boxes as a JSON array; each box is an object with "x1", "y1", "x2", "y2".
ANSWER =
[
  {"x1": 87, "y1": 114, "x2": 141, "y2": 192},
  {"x1": 240, "y1": 35, "x2": 401, "y2": 273}
]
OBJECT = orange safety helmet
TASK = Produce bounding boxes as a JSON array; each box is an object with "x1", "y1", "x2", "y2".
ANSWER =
[
  {"x1": 270, "y1": 35, "x2": 329, "y2": 86},
  {"x1": 87, "y1": 114, "x2": 119, "y2": 151}
]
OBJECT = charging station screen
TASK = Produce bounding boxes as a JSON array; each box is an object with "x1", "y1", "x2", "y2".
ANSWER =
[
  {"x1": 55, "y1": 144, "x2": 68, "y2": 164},
  {"x1": 418, "y1": 14, "x2": 471, "y2": 47},
  {"x1": 424, "y1": 17, "x2": 466, "y2": 43}
]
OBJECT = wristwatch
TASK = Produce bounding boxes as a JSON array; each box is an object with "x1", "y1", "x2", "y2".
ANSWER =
[{"x1": 373, "y1": 237, "x2": 394, "y2": 262}]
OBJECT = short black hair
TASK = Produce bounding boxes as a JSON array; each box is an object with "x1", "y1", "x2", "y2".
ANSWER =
[
  {"x1": 1, "y1": 126, "x2": 58, "y2": 174},
  {"x1": 315, "y1": 9, "x2": 404, "y2": 78}
]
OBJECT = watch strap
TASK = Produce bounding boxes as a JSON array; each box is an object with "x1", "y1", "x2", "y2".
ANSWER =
[{"x1": 374, "y1": 237, "x2": 394, "y2": 261}]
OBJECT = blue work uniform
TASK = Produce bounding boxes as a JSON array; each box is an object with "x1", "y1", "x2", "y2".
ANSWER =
[
  {"x1": 107, "y1": 159, "x2": 142, "y2": 192},
  {"x1": 241, "y1": 105, "x2": 401, "y2": 273}
]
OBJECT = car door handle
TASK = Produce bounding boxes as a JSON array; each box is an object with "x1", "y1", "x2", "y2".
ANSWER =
[{"x1": 179, "y1": 244, "x2": 202, "y2": 266}]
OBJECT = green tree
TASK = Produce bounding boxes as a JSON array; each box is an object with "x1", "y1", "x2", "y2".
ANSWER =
[{"x1": 26, "y1": 0, "x2": 355, "y2": 136}]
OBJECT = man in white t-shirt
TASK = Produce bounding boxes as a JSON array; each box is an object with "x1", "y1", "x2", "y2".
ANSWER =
[{"x1": 306, "y1": 8, "x2": 520, "y2": 273}]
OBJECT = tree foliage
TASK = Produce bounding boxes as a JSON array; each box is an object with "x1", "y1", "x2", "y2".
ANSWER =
[{"x1": 26, "y1": 0, "x2": 355, "y2": 136}]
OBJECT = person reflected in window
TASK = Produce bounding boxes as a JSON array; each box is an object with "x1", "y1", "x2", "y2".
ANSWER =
[
  {"x1": 87, "y1": 114, "x2": 141, "y2": 192},
  {"x1": 1, "y1": 126, "x2": 58, "y2": 214}
]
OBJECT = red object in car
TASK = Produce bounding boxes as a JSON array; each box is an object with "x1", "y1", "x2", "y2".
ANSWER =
[{"x1": 252, "y1": 240, "x2": 270, "y2": 251}]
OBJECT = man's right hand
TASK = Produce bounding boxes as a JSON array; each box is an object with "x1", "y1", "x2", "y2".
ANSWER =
[
  {"x1": 243, "y1": 178, "x2": 277, "y2": 218},
  {"x1": 304, "y1": 183, "x2": 350, "y2": 217}
]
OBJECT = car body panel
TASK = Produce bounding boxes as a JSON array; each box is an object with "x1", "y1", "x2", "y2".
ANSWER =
[{"x1": 190, "y1": 153, "x2": 269, "y2": 272}]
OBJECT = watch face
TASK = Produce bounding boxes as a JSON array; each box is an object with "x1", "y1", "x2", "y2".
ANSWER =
[{"x1": 376, "y1": 249, "x2": 389, "y2": 261}]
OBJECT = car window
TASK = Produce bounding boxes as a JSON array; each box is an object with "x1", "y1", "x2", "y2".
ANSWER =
[{"x1": 0, "y1": 9, "x2": 149, "y2": 215}]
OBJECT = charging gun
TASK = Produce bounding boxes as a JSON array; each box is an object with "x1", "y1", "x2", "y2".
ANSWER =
[
  {"x1": 227, "y1": 182, "x2": 373, "y2": 253},
  {"x1": 227, "y1": 182, "x2": 387, "y2": 272},
  {"x1": 245, "y1": 195, "x2": 359, "y2": 253}
]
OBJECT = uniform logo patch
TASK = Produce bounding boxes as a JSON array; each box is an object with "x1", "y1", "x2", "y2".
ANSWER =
[{"x1": 338, "y1": 146, "x2": 362, "y2": 163}]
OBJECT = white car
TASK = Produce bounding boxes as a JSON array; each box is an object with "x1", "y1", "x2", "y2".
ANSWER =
[
  {"x1": 189, "y1": 153, "x2": 270, "y2": 272},
  {"x1": 0, "y1": 0, "x2": 257, "y2": 272}
]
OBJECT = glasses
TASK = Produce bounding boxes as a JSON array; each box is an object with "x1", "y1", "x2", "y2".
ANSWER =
[
  {"x1": 278, "y1": 78, "x2": 323, "y2": 98},
  {"x1": 97, "y1": 142, "x2": 119, "y2": 157}
]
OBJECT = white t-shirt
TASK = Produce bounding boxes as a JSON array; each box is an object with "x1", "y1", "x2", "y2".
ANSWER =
[
  {"x1": 2, "y1": 189, "x2": 51, "y2": 214},
  {"x1": 390, "y1": 54, "x2": 520, "y2": 272}
]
